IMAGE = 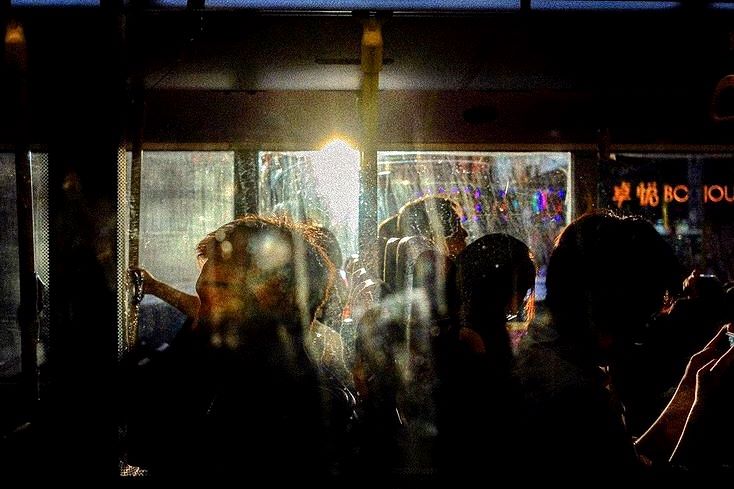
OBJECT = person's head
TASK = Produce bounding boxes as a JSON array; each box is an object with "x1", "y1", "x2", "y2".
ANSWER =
[
  {"x1": 545, "y1": 210, "x2": 680, "y2": 361},
  {"x1": 455, "y1": 233, "x2": 536, "y2": 326},
  {"x1": 396, "y1": 195, "x2": 468, "y2": 259},
  {"x1": 194, "y1": 215, "x2": 334, "y2": 349}
]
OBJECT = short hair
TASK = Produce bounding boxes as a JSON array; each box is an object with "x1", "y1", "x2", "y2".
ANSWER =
[
  {"x1": 196, "y1": 214, "x2": 335, "y2": 325},
  {"x1": 545, "y1": 210, "x2": 680, "y2": 343},
  {"x1": 309, "y1": 224, "x2": 343, "y2": 271},
  {"x1": 455, "y1": 233, "x2": 536, "y2": 320},
  {"x1": 396, "y1": 195, "x2": 463, "y2": 241},
  {"x1": 454, "y1": 233, "x2": 535, "y2": 370}
]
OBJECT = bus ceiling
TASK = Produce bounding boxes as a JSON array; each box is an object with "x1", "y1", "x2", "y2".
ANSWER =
[{"x1": 1, "y1": 6, "x2": 734, "y2": 146}]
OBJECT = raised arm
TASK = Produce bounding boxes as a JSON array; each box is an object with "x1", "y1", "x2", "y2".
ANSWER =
[
  {"x1": 669, "y1": 328, "x2": 734, "y2": 466},
  {"x1": 130, "y1": 267, "x2": 200, "y2": 320},
  {"x1": 634, "y1": 325, "x2": 731, "y2": 465}
]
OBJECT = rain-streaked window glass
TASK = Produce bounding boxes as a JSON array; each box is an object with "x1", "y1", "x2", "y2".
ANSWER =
[
  {"x1": 136, "y1": 151, "x2": 235, "y2": 343},
  {"x1": 599, "y1": 153, "x2": 734, "y2": 281},
  {"x1": 0, "y1": 154, "x2": 20, "y2": 378},
  {"x1": 377, "y1": 151, "x2": 572, "y2": 300},
  {"x1": 0, "y1": 153, "x2": 50, "y2": 378},
  {"x1": 258, "y1": 142, "x2": 361, "y2": 261}
]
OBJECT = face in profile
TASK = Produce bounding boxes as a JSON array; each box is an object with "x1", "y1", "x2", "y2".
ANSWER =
[
  {"x1": 195, "y1": 230, "x2": 253, "y2": 338},
  {"x1": 195, "y1": 228, "x2": 296, "y2": 348}
]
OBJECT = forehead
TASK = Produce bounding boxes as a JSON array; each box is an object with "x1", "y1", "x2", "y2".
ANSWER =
[{"x1": 202, "y1": 226, "x2": 294, "y2": 271}]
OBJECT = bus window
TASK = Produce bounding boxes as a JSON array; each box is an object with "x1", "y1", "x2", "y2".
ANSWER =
[
  {"x1": 258, "y1": 142, "x2": 361, "y2": 261},
  {"x1": 0, "y1": 152, "x2": 49, "y2": 378},
  {"x1": 134, "y1": 151, "x2": 235, "y2": 345},
  {"x1": 599, "y1": 153, "x2": 734, "y2": 282},
  {"x1": 377, "y1": 151, "x2": 571, "y2": 301},
  {"x1": 0, "y1": 153, "x2": 20, "y2": 378}
]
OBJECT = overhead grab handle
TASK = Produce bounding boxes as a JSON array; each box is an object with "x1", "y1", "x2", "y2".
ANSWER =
[{"x1": 710, "y1": 75, "x2": 734, "y2": 122}]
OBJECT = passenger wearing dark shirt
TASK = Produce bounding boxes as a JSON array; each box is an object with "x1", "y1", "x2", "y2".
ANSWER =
[
  {"x1": 125, "y1": 215, "x2": 354, "y2": 481},
  {"x1": 516, "y1": 211, "x2": 734, "y2": 480}
]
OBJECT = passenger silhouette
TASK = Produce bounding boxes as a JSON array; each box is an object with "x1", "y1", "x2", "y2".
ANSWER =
[
  {"x1": 431, "y1": 233, "x2": 534, "y2": 481},
  {"x1": 125, "y1": 215, "x2": 354, "y2": 481},
  {"x1": 516, "y1": 210, "x2": 734, "y2": 480},
  {"x1": 396, "y1": 195, "x2": 468, "y2": 260}
]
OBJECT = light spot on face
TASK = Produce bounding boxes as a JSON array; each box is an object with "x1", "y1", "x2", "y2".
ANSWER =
[
  {"x1": 248, "y1": 232, "x2": 292, "y2": 272},
  {"x1": 221, "y1": 240, "x2": 233, "y2": 260},
  {"x1": 215, "y1": 229, "x2": 227, "y2": 242}
]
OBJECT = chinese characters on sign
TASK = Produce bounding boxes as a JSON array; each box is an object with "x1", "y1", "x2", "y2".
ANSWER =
[
  {"x1": 611, "y1": 181, "x2": 727, "y2": 208},
  {"x1": 636, "y1": 182, "x2": 659, "y2": 207},
  {"x1": 612, "y1": 181, "x2": 631, "y2": 208}
]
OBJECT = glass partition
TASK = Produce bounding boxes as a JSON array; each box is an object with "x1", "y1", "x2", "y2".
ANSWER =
[
  {"x1": 0, "y1": 154, "x2": 20, "y2": 379},
  {"x1": 377, "y1": 151, "x2": 572, "y2": 300},
  {"x1": 135, "y1": 151, "x2": 235, "y2": 345},
  {"x1": 599, "y1": 153, "x2": 734, "y2": 282}
]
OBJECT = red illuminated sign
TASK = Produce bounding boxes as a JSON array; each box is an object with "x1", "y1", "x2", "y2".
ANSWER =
[{"x1": 611, "y1": 181, "x2": 718, "y2": 208}]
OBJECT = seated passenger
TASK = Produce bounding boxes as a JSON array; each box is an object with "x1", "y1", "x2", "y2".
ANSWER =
[
  {"x1": 432, "y1": 233, "x2": 534, "y2": 481},
  {"x1": 453, "y1": 233, "x2": 535, "y2": 354},
  {"x1": 391, "y1": 195, "x2": 467, "y2": 319},
  {"x1": 396, "y1": 195, "x2": 468, "y2": 260}
]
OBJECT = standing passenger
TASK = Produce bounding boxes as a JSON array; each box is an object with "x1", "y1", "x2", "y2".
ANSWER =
[
  {"x1": 516, "y1": 211, "x2": 734, "y2": 480},
  {"x1": 125, "y1": 215, "x2": 354, "y2": 481}
]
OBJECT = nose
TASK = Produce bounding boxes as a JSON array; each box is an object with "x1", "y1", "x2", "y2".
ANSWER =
[{"x1": 196, "y1": 261, "x2": 231, "y2": 304}]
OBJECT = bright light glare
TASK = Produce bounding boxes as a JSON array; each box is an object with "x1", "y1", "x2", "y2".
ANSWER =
[
  {"x1": 312, "y1": 139, "x2": 360, "y2": 254},
  {"x1": 5, "y1": 24, "x2": 25, "y2": 45}
]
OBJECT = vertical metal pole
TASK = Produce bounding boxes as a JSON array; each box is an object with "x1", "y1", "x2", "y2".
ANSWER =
[
  {"x1": 358, "y1": 15, "x2": 383, "y2": 268},
  {"x1": 6, "y1": 19, "x2": 39, "y2": 407},
  {"x1": 127, "y1": 115, "x2": 142, "y2": 351},
  {"x1": 126, "y1": 3, "x2": 145, "y2": 352},
  {"x1": 234, "y1": 150, "x2": 260, "y2": 217}
]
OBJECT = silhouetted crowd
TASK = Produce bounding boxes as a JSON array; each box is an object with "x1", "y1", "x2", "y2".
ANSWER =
[{"x1": 122, "y1": 199, "x2": 734, "y2": 484}]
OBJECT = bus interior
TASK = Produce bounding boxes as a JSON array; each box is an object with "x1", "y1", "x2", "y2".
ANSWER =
[{"x1": 2, "y1": 0, "x2": 734, "y2": 481}]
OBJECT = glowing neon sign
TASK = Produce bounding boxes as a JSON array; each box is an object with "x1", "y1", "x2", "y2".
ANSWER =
[{"x1": 612, "y1": 181, "x2": 734, "y2": 208}]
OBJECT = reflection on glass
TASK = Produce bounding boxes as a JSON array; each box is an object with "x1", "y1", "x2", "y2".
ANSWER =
[
  {"x1": 31, "y1": 153, "x2": 50, "y2": 367},
  {"x1": 600, "y1": 153, "x2": 734, "y2": 282},
  {"x1": 0, "y1": 154, "x2": 20, "y2": 378},
  {"x1": 137, "y1": 152, "x2": 234, "y2": 345},
  {"x1": 377, "y1": 151, "x2": 572, "y2": 300},
  {"x1": 139, "y1": 152, "x2": 235, "y2": 292},
  {"x1": 258, "y1": 150, "x2": 571, "y2": 299}
]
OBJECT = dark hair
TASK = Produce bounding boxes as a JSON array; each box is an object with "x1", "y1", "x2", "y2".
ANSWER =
[
  {"x1": 396, "y1": 195, "x2": 463, "y2": 242},
  {"x1": 310, "y1": 224, "x2": 343, "y2": 271},
  {"x1": 545, "y1": 210, "x2": 680, "y2": 346},
  {"x1": 456, "y1": 233, "x2": 536, "y2": 322},
  {"x1": 454, "y1": 233, "x2": 535, "y2": 368},
  {"x1": 196, "y1": 214, "x2": 335, "y2": 324}
]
